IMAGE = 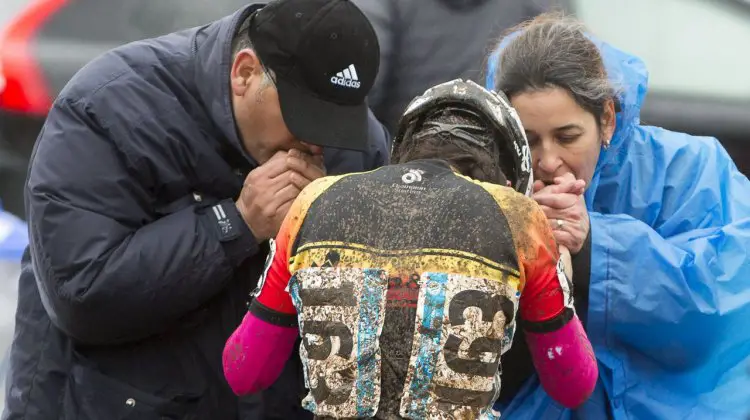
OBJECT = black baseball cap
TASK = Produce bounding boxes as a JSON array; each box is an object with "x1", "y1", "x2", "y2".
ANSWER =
[{"x1": 247, "y1": 0, "x2": 380, "y2": 152}]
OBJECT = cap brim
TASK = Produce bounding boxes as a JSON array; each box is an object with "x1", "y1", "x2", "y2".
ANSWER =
[{"x1": 275, "y1": 77, "x2": 369, "y2": 152}]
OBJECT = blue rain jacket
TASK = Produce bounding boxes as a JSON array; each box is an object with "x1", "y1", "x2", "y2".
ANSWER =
[{"x1": 486, "y1": 37, "x2": 750, "y2": 419}]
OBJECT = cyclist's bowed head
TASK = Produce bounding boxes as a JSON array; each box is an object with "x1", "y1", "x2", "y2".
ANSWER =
[{"x1": 391, "y1": 79, "x2": 533, "y2": 196}]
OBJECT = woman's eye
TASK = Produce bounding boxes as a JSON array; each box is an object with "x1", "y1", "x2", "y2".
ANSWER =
[{"x1": 558, "y1": 134, "x2": 580, "y2": 144}]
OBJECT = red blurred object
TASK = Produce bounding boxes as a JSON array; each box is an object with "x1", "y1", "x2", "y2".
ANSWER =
[{"x1": 0, "y1": 0, "x2": 67, "y2": 115}]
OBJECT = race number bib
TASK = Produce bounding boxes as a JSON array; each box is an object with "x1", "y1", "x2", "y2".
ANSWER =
[
  {"x1": 290, "y1": 267, "x2": 389, "y2": 418},
  {"x1": 400, "y1": 273, "x2": 516, "y2": 419}
]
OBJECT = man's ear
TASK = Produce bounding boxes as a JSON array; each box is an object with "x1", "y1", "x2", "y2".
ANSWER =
[{"x1": 230, "y1": 49, "x2": 262, "y2": 97}]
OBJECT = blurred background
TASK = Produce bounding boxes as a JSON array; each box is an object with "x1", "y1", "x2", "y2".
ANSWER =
[
  {"x1": 0, "y1": 0, "x2": 748, "y2": 407},
  {"x1": 1, "y1": 0, "x2": 749, "y2": 219}
]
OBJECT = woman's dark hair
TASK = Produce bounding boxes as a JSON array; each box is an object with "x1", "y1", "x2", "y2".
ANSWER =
[
  {"x1": 392, "y1": 108, "x2": 508, "y2": 185},
  {"x1": 492, "y1": 13, "x2": 618, "y2": 129}
]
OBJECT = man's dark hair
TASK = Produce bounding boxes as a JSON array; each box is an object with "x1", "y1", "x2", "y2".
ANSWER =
[
  {"x1": 231, "y1": 14, "x2": 274, "y2": 91},
  {"x1": 492, "y1": 13, "x2": 619, "y2": 130},
  {"x1": 392, "y1": 108, "x2": 508, "y2": 185},
  {"x1": 232, "y1": 15, "x2": 254, "y2": 57}
]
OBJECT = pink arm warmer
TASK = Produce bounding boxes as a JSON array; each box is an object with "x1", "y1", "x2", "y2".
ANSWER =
[
  {"x1": 524, "y1": 315, "x2": 598, "y2": 408},
  {"x1": 222, "y1": 312, "x2": 298, "y2": 396}
]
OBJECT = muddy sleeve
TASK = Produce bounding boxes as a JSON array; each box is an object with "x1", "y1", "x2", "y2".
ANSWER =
[
  {"x1": 516, "y1": 204, "x2": 598, "y2": 408},
  {"x1": 250, "y1": 223, "x2": 297, "y2": 322}
]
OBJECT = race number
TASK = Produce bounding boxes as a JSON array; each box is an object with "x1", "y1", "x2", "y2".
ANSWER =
[
  {"x1": 400, "y1": 273, "x2": 516, "y2": 418},
  {"x1": 290, "y1": 267, "x2": 388, "y2": 418}
]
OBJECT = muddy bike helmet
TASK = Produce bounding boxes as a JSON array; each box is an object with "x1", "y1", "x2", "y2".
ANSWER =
[{"x1": 391, "y1": 79, "x2": 533, "y2": 196}]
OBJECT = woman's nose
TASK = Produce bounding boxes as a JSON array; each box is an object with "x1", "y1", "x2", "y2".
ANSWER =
[{"x1": 535, "y1": 142, "x2": 562, "y2": 174}]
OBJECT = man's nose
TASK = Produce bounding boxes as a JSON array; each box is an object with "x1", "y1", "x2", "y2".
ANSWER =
[{"x1": 303, "y1": 143, "x2": 324, "y2": 156}]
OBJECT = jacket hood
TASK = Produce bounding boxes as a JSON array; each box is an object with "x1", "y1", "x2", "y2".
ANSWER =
[
  {"x1": 485, "y1": 32, "x2": 649, "y2": 192},
  {"x1": 192, "y1": 5, "x2": 262, "y2": 166}
]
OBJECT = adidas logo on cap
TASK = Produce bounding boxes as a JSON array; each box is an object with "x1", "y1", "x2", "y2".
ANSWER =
[{"x1": 330, "y1": 64, "x2": 361, "y2": 89}]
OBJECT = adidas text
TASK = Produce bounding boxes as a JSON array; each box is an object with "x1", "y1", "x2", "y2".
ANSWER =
[{"x1": 330, "y1": 76, "x2": 361, "y2": 88}]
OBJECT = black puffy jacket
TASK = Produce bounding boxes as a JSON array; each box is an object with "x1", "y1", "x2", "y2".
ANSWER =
[{"x1": 2, "y1": 5, "x2": 389, "y2": 419}]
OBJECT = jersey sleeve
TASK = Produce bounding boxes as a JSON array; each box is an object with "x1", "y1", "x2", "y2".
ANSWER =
[
  {"x1": 224, "y1": 210, "x2": 301, "y2": 395},
  {"x1": 224, "y1": 179, "x2": 335, "y2": 395},
  {"x1": 510, "y1": 199, "x2": 573, "y2": 328},
  {"x1": 249, "y1": 191, "x2": 309, "y2": 326},
  {"x1": 513, "y1": 200, "x2": 598, "y2": 408}
]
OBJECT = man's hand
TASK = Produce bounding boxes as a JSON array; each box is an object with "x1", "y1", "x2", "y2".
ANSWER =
[
  {"x1": 236, "y1": 149, "x2": 326, "y2": 242},
  {"x1": 285, "y1": 148, "x2": 326, "y2": 187},
  {"x1": 533, "y1": 174, "x2": 590, "y2": 255}
]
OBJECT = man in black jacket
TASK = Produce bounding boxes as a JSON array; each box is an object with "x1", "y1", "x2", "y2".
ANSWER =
[{"x1": 3, "y1": 0, "x2": 388, "y2": 419}]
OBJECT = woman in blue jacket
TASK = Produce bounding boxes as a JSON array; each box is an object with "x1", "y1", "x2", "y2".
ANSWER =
[{"x1": 485, "y1": 13, "x2": 750, "y2": 419}]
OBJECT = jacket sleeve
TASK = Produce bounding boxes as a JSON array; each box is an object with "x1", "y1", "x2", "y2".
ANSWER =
[
  {"x1": 27, "y1": 99, "x2": 259, "y2": 346},
  {"x1": 588, "y1": 133, "x2": 750, "y2": 374}
]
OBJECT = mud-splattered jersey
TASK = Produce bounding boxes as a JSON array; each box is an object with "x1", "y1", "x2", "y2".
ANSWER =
[{"x1": 250, "y1": 159, "x2": 573, "y2": 419}]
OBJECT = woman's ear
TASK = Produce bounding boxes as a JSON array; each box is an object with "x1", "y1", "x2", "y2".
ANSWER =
[{"x1": 602, "y1": 98, "x2": 617, "y2": 143}]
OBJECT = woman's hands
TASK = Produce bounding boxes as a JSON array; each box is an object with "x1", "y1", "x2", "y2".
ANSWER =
[{"x1": 533, "y1": 174, "x2": 590, "y2": 255}]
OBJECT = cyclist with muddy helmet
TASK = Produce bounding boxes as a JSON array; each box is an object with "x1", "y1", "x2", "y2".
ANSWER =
[{"x1": 223, "y1": 79, "x2": 598, "y2": 418}]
